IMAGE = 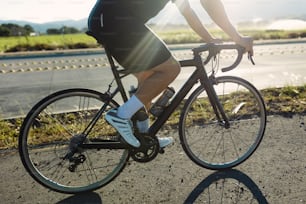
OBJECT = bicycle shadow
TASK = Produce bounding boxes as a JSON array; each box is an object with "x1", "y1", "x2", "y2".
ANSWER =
[
  {"x1": 184, "y1": 169, "x2": 268, "y2": 204},
  {"x1": 56, "y1": 192, "x2": 102, "y2": 204}
]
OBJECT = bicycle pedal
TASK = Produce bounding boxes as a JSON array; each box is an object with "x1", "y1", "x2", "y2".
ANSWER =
[{"x1": 159, "y1": 148, "x2": 165, "y2": 154}]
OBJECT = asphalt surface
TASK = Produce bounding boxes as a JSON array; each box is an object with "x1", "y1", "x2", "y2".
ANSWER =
[
  {"x1": 0, "y1": 114, "x2": 305, "y2": 203},
  {"x1": 0, "y1": 40, "x2": 306, "y2": 203}
]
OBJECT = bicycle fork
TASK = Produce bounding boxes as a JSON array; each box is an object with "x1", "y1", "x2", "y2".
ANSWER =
[{"x1": 201, "y1": 74, "x2": 230, "y2": 129}]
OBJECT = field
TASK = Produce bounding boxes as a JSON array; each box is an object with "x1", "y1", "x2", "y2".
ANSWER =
[
  {"x1": 1, "y1": 28, "x2": 306, "y2": 52},
  {"x1": 0, "y1": 33, "x2": 98, "y2": 52}
]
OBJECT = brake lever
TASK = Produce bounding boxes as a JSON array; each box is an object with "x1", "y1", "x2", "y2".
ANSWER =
[{"x1": 248, "y1": 52, "x2": 255, "y2": 65}]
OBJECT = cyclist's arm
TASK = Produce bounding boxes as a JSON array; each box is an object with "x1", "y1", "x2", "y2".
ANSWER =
[
  {"x1": 200, "y1": 0, "x2": 253, "y2": 55},
  {"x1": 174, "y1": 0, "x2": 216, "y2": 43}
]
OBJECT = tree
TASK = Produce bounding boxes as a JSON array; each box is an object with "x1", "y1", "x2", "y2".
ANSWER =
[
  {"x1": 24, "y1": 24, "x2": 34, "y2": 35},
  {"x1": 60, "y1": 26, "x2": 79, "y2": 34},
  {"x1": 3, "y1": 23, "x2": 22, "y2": 36},
  {"x1": 0, "y1": 26, "x2": 10, "y2": 36},
  {"x1": 46, "y1": 26, "x2": 80, "y2": 35},
  {"x1": 46, "y1": 28, "x2": 61, "y2": 35},
  {"x1": 0, "y1": 23, "x2": 35, "y2": 36}
]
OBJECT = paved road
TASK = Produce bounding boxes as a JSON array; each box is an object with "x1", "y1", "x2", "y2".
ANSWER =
[
  {"x1": 1, "y1": 114, "x2": 305, "y2": 203},
  {"x1": 0, "y1": 41, "x2": 305, "y2": 119},
  {"x1": 0, "y1": 41, "x2": 306, "y2": 203}
]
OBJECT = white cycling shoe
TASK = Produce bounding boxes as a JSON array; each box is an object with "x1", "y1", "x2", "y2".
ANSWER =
[
  {"x1": 105, "y1": 109, "x2": 141, "y2": 148},
  {"x1": 158, "y1": 137, "x2": 174, "y2": 148},
  {"x1": 106, "y1": 109, "x2": 174, "y2": 148}
]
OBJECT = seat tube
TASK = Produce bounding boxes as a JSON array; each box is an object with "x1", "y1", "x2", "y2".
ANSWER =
[{"x1": 104, "y1": 48, "x2": 128, "y2": 102}]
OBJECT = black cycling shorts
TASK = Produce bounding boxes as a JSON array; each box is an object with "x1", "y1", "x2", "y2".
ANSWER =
[{"x1": 88, "y1": 0, "x2": 172, "y2": 73}]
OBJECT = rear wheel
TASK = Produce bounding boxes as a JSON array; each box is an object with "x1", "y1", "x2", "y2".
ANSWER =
[
  {"x1": 179, "y1": 76, "x2": 266, "y2": 170},
  {"x1": 19, "y1": 88, "x2": 129, "y2": 193}
]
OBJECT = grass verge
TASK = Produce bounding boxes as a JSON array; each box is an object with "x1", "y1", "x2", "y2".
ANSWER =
[
  {"x1": 1, "y1": 85, "x2": 305, "y2": 150},
  {"x1": 1, "y1": 29, "x2": 306, "y2": 53}
]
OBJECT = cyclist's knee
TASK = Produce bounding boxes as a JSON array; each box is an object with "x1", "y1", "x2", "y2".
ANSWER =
[
  {"x1": 162, "y1": 57, "x2": 181, "y2": 79},
  {"x1": 137, "y1": 57, "x2": 180, "y2": 82}
]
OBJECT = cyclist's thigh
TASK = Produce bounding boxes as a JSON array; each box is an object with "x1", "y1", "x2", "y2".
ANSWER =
[
  {"x1": 103, "y1": 12, "x2": 172, "y2": 73},
  {"x1": 89, "y1": 2, "x2": 172, "y2": 73},
  {"x1": 107, "y1": 26, "x2": 172, "y2": 73}
]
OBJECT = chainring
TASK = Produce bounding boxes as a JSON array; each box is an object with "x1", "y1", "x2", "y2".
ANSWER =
[{"x1": 130, "y1": 135, "x2": 160, "y2": 163}]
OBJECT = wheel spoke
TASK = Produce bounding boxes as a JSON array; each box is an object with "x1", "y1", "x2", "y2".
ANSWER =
[
  {"x1": 19, "y1": 89, "x2": 129, "y2": 193},
  {"x1": 180, "y1": 76, "x2": 266, "y2": 169}
]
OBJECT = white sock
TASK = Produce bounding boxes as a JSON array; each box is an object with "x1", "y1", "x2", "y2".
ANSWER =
[
  {"x1": 117, "y1": 95, "x2": 144, "y2": 119},
  {"x1": 136, "y1": 119, "x2": 150, "y2": 133}
]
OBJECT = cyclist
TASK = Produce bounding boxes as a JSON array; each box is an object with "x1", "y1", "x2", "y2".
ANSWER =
[{"x1": 88, "y1": 0, "x2": 253, "y2": 148}]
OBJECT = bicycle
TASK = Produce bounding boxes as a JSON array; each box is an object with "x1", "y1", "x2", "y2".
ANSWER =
[{"x1": 19, "y1": 36, "x2": 266, "y2": 194}]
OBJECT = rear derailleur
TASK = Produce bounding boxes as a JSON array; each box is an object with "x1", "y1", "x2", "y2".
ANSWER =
[{"x1": 63, "y1": 133, "x2": 87, "y2": 172}]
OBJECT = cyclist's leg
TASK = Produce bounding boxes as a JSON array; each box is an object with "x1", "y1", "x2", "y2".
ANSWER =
[
  {"x1": 106, "y1": 43, "x2": 178, "y2": 147},
  {"x1": 105, "y1": 56, "x2": 179, "y2": 147},
  {"x1": 92, "y1": 7, "x2": 178, "y2": 147},
  {"x1": 89, "y1": 2, "x2": 180, "y2": 107},
  {"x1": 133, "y1": 56, "x2": 180, "y2": 109},
  {"x1": 106, "y1": 25, "x2": 180, "y2": 103}
]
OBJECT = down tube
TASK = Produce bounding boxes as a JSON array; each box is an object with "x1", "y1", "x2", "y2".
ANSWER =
[{"x1": 149, "y1": 68, "x2": 200, "y2": 136}]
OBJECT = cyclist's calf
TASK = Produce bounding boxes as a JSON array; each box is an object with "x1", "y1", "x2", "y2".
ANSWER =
[{"x1": 134, "y1": 56, "x2": 180, "y2": 108}]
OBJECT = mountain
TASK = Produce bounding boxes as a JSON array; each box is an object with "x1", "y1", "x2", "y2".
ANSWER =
[
  {"x1": 1, "y1": 12, "x2": 306, "y2": 34},
  {"x1": 0, "y1": 19, "x2": 88, "y2": 33}
]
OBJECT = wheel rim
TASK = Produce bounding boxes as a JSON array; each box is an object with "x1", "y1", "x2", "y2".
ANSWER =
[
  {"x1": 180, "y1": 77, "x2": 266, "y2": 169},
  {"x1": 19, "y1": 89, "x2": 129, "y2": 193}
]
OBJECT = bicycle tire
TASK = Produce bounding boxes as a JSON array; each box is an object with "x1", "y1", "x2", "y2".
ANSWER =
[
  {"x1": 179, "y1": 76, "x2": 266, "y2": 170},
  {"x1": 19, "y1": 88, "x2": 129, "y2": 194}
]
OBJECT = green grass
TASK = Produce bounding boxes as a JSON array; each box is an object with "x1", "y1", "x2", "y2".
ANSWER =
[
  {"x1": 158, "y1": 28, "x2": 306, "y2": 43},
  {"x1": 0, "y1": 33, "x2": 98, "y2": 52},
  {"x1": 0, "y1": 118, "x2": 22, "y2": 149},
  {"x1": 1, "y1": 85, "x2": 305, "y2": 150},
  {"x1": 262, "y1": 85, "x2": 306, "y2": 114},
  {"x1": 1, "y1": 29, "x2": 306, "y2": 52}
]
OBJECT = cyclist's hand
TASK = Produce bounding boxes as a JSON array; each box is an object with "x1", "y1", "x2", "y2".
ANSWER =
[
  {"x1": 237, "y1": 36, "x2": 254, "y2": 56},
  {"x1": 235, "y1": 36, "x2": 255, "y2": 65}
]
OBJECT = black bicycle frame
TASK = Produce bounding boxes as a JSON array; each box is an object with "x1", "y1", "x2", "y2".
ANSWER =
[
  {"x1": 148, "y1": 43, "x2": 245, "y2": 134},
  {"x1": 81, "y1": 43, "x2": 244, "y2": 149},
  {"x1": 149, "y1": 50, "x2": 229, "y2": 136}
]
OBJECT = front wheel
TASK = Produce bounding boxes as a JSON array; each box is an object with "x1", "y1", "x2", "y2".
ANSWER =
[
  {"x1": 179, "y1": 76, "x2": 266, "y2": 170},
  {"x1": 19, "y1": 88, "x2": 129, "y2": 194}
]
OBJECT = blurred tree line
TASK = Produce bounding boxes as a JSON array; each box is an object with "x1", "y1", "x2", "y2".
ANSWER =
[
  {"x1": 46, "y1": 26, "x2": 80, "y2": 34},
  {"x1": 0, "y1": 23, "x2": 82, "y2": 36},
  {"x1": 0, "y1": 24, "x2": 34, "y2": 36}
]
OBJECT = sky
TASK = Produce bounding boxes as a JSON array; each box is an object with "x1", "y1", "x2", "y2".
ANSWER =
[{"x1": 0, "y1": 0, "x2": 305, "y2": 24}]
